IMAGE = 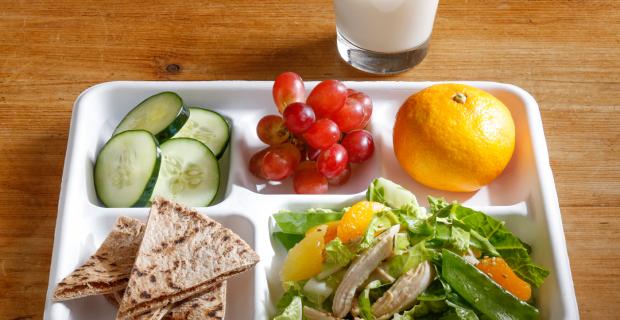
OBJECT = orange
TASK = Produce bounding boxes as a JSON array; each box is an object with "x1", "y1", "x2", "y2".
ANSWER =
[
  {"x1": 477, "y1": 257, "x2": 532, "y2": 301},
  {"x1": 280, "y1": 225, "x2": 327, "y2": 281},
  {"x1": 393, "y1": 83, "x2": 515, "y2": 192},
  {"x1": 306, "y1": 220, "x2": 340, "y2": 244},
  {"x1": 337, "y1": 201, "x2": 385, "y2": 243}
]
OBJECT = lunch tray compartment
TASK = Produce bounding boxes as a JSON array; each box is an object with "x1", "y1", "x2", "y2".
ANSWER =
[{"x1": 45, "y1": 81, "x2": 578, "y2": 319}]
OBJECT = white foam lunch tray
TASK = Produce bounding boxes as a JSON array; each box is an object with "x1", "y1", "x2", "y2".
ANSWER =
[{"x1": 44, "y1": 81, "x2": 578, "y2": 319}]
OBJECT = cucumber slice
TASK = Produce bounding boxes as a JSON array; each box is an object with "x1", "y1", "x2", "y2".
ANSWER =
[
  {"x1": 94, "y1": 130, "x2": 161, "y2": 207},
  {"x1": 114, "y1": 92, "x2": 189, "y2": 142},
  {"x1": 151, "y1": 138, "x2": 219, "y2": 206},
  {"x1": 173, "y1": 107, "x2": 230, "y2": 158}
]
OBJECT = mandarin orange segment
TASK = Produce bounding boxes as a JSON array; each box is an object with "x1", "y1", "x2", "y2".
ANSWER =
[
  {"x1": 476, "y1": 257, "x2": 532, "y2": 301},
  {"x1": 337, "y1": 201, "x2": 382, "y2": 243},
  {"x1": 306, "y1": 220, "x2": 340, "y2": 244},
  {"x1": 281, "y1": 225, "x2": 327, "y2": 282}
]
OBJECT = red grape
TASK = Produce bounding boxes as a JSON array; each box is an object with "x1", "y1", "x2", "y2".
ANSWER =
[
  {"x1": 283, "y1": 102, "x2": 315, "y2": 134},
  {"x1": 250, "y1": 143, "x2": 301, "y2": 181},
  {"x1": 257, "y1": 115, "x2": 289, "y2": 145},
  {"x1": 348, "y1": 91, "x2": 373, "y2": 128},
  {"x1": 273, "y1": 72, "x2": 306, "y2": 113},
  {"x1": 249, "y1": 148, "x2": 269, "y2": 179},
  {"x1": 342, "y1": 130, "x2": 374, "y2": 163},
  {"x1": 330, "y1": 95, "x2": 365, "y2": 132},
  {"x1": 306, "y1": 80, "x2": 348, "y2": 119},
  {"x1": 294, "y1": 161, "x2": 328, "y2": 194},
  {"x1": 306, "y1": 145, "x2": 321, "y2": 161},
  {"x1": 288, "y1": 135, "x2": 307, "y2": 157},
  {"x1": 328, "y1": 163, "x2": 351, "y2": 186},
  {"x1": 317, "y1": 144, "x2": 349, "y2": 178},
  {"x1": 302, "y1": 119, "x2": 341, "y2": 150}
]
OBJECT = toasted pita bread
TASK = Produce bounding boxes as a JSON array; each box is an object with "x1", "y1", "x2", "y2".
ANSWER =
[
  {"x1": 111, "y1": 282, "x2": 226, "y2": 319},
  {"x1": 116, "y1": 197, "x2": 259, "y2": 318},
  {"x1": 53, "y1": 216, "x2": 145, "y2": 301},
  {"x1": 163, "y1": 282, "x2": 226, "y2": 320},
  {"x1": 104, "y1": 291, "x2": 122, "y2": 307}
]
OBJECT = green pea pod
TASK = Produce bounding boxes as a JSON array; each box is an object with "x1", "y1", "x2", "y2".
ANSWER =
[{"x1": 441, "y1": 249, "x2": 540, "y2": 320}]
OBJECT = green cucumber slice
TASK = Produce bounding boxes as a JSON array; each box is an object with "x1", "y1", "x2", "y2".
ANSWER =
[
  {"x1": 114, "y1": 92, "x2": 189, "y2": 142},
  {"x1": 173, "y1": 107, "x2": 230, "y2": 158},
  {"x1": 94, "y1": 130, "x2": 161, "y2": 207},
  {"x1": 151, "y1": 138, "x2": 219, "y2": 206}
]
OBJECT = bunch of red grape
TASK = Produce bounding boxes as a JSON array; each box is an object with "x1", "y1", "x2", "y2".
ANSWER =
[{"x1": 249, "y1": 72, "x2": 375, "y2": 194}]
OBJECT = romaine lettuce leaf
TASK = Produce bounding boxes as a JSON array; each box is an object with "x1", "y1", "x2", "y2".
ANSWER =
[
  {"x1": 358, "y1": 210, "x2": 400, "y2": 251},
  {"x1": 385, "y1": 241, "x2": 434, "y2": 278},
  {"x1": 272, "y1": 208, "x2": 344, "y2": 249},
  {"x1": 276, "y1": 281, "x2": 305, "y2": 314},
  {"x1": 450, "y1": 226, "x2": 471, "y2": 253},
  {"x1": 358, "y1": 280, "x2": 382, "y2": 320},
  {"x1": 273, "y1": 295, "x2": 302, "y2": 320},
  {"x1": 319, "y1": 238, "x2": 355, "y2": 278},
  {"x1": 302, "y1": 278, "x2": 333, "y2": 306},
  {"x1": 428, "y1": 196, "x2": 450, "y2": 214},
  {"x1": 273, "y1": 232, "x2": 304, "y2": 250},
  {"x1": 273, "y1": 208, "x2": 344, "y2": 234}
]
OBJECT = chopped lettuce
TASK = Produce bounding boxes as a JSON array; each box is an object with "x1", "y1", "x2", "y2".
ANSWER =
[
  {"x1": 272, "y1": 208, "x2": 344, "y2": 250},
  {"x1": 273, "y1": 232, "x2": 304, "y2": 250},
  {"x1": 385, "y1": 241, "x2": 434, "y2": 278},
  {"x1": 276, "y1": 281, "x2": 305, "y2": 314},
  {"x1": 394, "y1": 232, "x2": 410, "y2": 255},
  {"x1": 318, "y1": 238, "x2": 355, "y2": 278},
  {"x1": 358, "y1": 280, "x2": 382, "y2": 320},
  {"x1": 358, "y1": 210, "x2": 400, "y2": 251},
  {"x1": 273, "y1": 208, "x2": 344, "y2": 234},
  {"x1": 302, "y1": 278, "x2": 334, "y2": 306},
  {"x1": 273, "y1": 295, "x2": 302, "y2": 320},
  {"x1": 450, "y1": 226, "x2": 471, "y2": 253}
]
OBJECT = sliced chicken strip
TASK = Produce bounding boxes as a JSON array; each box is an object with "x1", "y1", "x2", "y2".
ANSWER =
[
  {"x1": 332, "y1": 225, "x2": 400, "y2": 318},
  {"x1": 371, "y1": 260, "x2": 434, "y2": 319},
  {"x1": 303, "y1": 306, "x2": 341, "y2": 320}
]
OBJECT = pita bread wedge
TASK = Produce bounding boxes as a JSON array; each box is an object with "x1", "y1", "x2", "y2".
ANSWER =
[
  {"x1": 163, "y1": 281, "x2": 226, "y2": 320},
  {"x1": 116, "y1": 197, "x2": 259, "y2": 318},
  {"x1": 53, "y1": 216, "x2": 145, "y2": 301},
  {"x1": 105, "y1": 291, "x2": 122, "y2": 307},
  {"x1": 109, "y1": 283, "x2": 225, "y2": 320}
]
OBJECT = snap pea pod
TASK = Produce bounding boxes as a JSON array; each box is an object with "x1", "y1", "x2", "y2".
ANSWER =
[{"x1": 441, "y1": 249, "x2": 539, "y2": 320}]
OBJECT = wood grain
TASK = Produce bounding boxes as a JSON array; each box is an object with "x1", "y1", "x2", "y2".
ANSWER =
[{"x1": 0, "y1": 0, "x2": 618, "y2": 319}]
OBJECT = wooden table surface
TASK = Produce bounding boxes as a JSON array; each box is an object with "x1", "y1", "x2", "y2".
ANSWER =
[{"x1": 1, "y1": 0, "x2": 618, "y2": 319}]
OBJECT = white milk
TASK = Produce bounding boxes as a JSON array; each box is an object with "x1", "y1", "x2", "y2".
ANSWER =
[{"x1": 335, "y1": 0, "x2": 439, "y2": 53}]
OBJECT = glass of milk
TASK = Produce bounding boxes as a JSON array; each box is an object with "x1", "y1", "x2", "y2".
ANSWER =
[{"x1": 334, "y1": 0, "x2": 439, "y2": 74}]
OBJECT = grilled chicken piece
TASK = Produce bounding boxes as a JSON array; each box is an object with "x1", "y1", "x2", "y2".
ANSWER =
[
  {"x1": 332, "y1": 225, "x2": 400, "y2": 318},
  {"x1": 371, "y1": 261, "x2": 434, "y2": 319},
  {"x1": 304, "y1": 306, "x2": 341, "y2": 320}
]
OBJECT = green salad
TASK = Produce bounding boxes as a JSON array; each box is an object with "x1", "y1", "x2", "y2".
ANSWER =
[{"x1": 271, "y1": 178, "x2": 549, "y2": 320}]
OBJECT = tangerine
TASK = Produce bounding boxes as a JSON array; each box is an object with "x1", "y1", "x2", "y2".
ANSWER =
[{"x1": 393, "y1": 83, "x2": 515, "y2": 192}]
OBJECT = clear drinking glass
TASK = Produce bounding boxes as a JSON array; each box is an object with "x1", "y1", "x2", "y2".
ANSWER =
[{"x1": 334, "y1": 0, "x2": 439, "y2": 74}]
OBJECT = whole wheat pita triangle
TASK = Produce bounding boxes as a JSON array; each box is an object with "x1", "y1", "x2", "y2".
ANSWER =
[
  {"x1": 108, "y1": 282, "x2": 226, "y2": 320},
  {"x1": 116, "y1": 197, "x2": 259, "y2": 318},
  {"x1": 53, "y1": 216, "x2": 145, "y2": 301}
]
